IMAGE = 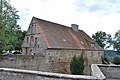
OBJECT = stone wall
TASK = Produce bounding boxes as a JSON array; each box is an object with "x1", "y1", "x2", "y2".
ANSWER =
[
  {"x1": 2, "y1": 64, "x2": 120, "y2": 80},
  {"x1": 0, "y1": 55, "x2": 48, "y2": 72},
  {"x1": 98, "y1": 64, "x2": 120, "y2": 80},
  {"x1": 46, "y1": 49, "x2": 104, "y2": 75},
  {"x1": 91, "y1": 64, "x2": 106, "y2": 80},
  {"x1": 0, "y1": 68, "x2": 98, "y2": 80},
  {"x1": 46, "y1": 49, "x2": 82, "y2": 74},
  {"x1": 83, "y1": 50, "x2": 103, "y2": 74},
  {"x1": 0, "y1": 50, "x2": 104, "y2": 75},
  {"x1": 1, "y1": 61, "x2": 119, "y2": 80}
]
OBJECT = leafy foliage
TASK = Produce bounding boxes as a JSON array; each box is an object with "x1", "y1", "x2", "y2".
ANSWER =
[
  {"x1": 0, "y1": 0, "x2": 26, "y2": 52},
  {"x1": 112, "y1": 55, "x2": 120, "y2": 65},
  {"x1": 113, "y1": 30, "x2": 120, "y2": 54},
  {"x1": 92, "y1": 30, "x2": 120, "y2": 54},
  {"x1": 0, "y1": 0, "x2": 19, "y2": 29},
  {"x1": 0, "y1": 29, "x2": 5, "y2": 53},
  {"x1": 92, "y1": 31, "x2": 112, "y2": 49},
  {"x1": 70, "y1": 55, "x2": 84, "y2": 75},
  {"x1": 14, "y1": 30, "x2": 27, "y2": 50}
]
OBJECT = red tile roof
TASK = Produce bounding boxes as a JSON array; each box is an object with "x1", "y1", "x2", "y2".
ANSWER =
[{"x1": 34, "y1": 17, "x2": 102, "y2": 50}]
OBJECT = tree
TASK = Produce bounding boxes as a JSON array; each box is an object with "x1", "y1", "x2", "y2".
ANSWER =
[
  {"x1": 0, "y1": 29, "x2": 5, "y2": 53},
  {"x1": 113, "y1": 30, "x2": 120, "y2": 54},
  {"x1": 0, "y1": 0, "x2": 19, "y2": 52},
  {"x1": 0, "y1": 0, "x2": 19, "y2": 29},
  {"x1": 70, "y1": 55, "x2": 84, "y2": 75},
  {"x1": 92, "y1": 31, "x2": 112, "y2": 49},
  {"x1": 101, "y1": 53, "x2": 110, "y2": 64},
  {"x1": 14, "y1": 29, "x2": 26, "y2": 50}
]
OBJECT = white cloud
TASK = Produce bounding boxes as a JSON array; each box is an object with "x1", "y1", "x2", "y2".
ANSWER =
[{"x1": 10, "y1": 0, "x2": 120, "y2": 37}]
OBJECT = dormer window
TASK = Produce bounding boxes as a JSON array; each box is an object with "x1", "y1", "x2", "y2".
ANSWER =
[{"x1": 81, "y1": 41, "x2": 84, "y2": 44}]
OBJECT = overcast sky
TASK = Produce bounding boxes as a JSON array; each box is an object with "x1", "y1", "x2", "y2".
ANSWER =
[{"x1": 10, "y1": 0, "x2": 120, "y2": 37}]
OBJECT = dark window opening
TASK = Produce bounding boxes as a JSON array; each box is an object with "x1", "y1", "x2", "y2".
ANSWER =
[
  {"x1": 31, "y1": 36, "x2": 34, "y2": 42},
  {"x1": 35, "y1": 38, "x2": 38, "y2": 47},
  {"x1": 38, "y1": 45, "x2": 39, "y2": 48},
  {"x1": 27, "y1": 37, "x2": 29, "y2": 43}
]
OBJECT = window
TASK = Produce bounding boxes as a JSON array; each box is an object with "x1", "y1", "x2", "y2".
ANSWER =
[
  {"x1": 35, "y1": 38, "x2": 37, "y2": 47},
  {"x1": 38, "y1": 45, "x2": 39, "y2": 48},
  {"x1": 27, "y1": 37, "x2": 29, "y2": 43},
  {"x1": 31, "y1": 36, "x2": 34, "y2": 42}
]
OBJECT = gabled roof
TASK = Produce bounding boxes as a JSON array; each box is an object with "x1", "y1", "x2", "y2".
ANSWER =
[{"x1": 33, "y1": 17, "x2": 102, "y2": 50}]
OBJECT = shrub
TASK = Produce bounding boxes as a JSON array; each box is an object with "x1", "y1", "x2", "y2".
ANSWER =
[
  {"x1": 112, "y1": 55, "x2": 120, "y2": 65},
  {"x1": 70, "y1": 55, "x2": 84, "y2": 75}
]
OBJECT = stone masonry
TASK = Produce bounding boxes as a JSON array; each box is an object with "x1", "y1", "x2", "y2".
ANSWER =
[
  {"x1": 0, "y1": 50, "x2": 104, "y2": 75},
  {"x1": 46, "y1": 49, "x2": 104, "y2": 75}
]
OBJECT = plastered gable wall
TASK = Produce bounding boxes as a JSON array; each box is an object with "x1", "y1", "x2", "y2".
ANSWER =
[
  {"x1": 22, "y1": 18, "x2": 47, "y2": 55},
  {"x1": 21, "y1": 34, "x2": 30, "y2": 55},
  {"x1": 46, "y1": 49, "x2": 104, "y2": 75}
]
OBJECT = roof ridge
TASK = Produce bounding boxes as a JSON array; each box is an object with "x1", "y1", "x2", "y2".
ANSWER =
[{"x1": 33, "y1": 16, "x2": 81, "y2": 31}]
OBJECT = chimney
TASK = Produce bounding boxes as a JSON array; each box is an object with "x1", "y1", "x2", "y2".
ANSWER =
[{"x1": 71, "y1": 24, "x2": 79, "y2": 31}]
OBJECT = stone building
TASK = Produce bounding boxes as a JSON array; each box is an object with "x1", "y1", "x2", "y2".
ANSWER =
[{"x1": 21, "y1": 17, "x2": 104, "y2": 74}]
